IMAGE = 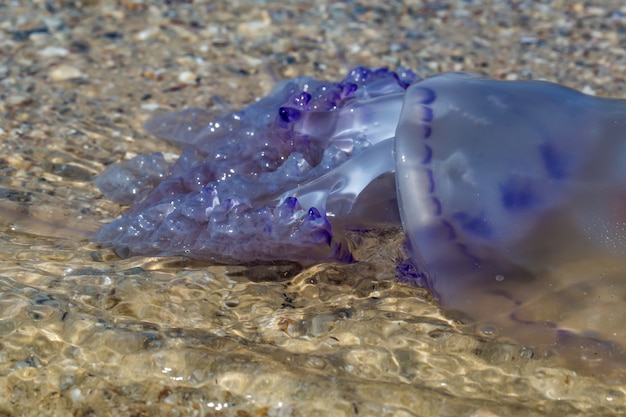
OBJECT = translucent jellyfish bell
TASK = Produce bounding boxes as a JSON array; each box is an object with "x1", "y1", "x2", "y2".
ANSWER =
[{"x1": 395, "y1": 72, "x2": 626, "y2": 372}]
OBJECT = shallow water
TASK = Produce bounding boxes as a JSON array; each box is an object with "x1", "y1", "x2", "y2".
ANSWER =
[
  {"x1": 5, "y1": 213, "x2": 626, "y2": 416},
  {"x1": 3, "y1": 219, "x2": 626, "y2": 416},
  {"x1": 2, "y1": 0, "x2": 626, "y2": 415}
]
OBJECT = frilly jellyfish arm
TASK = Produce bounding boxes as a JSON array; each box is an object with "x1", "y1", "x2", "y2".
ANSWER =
[
  {"x1": 395, "y1": 72, "x2": 626, "y2": 324},
  {"x1": 94, "y1": 67, "x2": 416, "y2": 263}
]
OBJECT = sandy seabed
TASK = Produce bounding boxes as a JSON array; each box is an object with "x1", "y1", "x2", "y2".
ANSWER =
[{"x1": 1, "y1": 1, "x2": 626, "y2": 415}]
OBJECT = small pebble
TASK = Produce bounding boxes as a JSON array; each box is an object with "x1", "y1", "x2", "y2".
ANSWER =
[
  {"x1": 6, "y1": 95, "x2": 30, "y2": 106},
  {"x1": 141, "y1": 102, "x2": 160, "y2": 111},
  {"x1": 70, "y1": 388, "x2": 84, "y2": 403},
  {"x1": 135, "y1": 27, "x2": 159, "y2": 41},
  {"x1": 49, "y1": 64, "x2": 83, "y2": 81},
  {"x1": 38, "y1": 46, "x2": 69, "y2": 57},
  {"x1": 582, "y1": 85, "x2": 597, "y2": 96},
  {"x1": 178, "y1": 71, "x2": 197, "y2": 85}
]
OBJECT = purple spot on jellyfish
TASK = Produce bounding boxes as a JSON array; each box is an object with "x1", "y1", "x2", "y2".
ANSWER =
[
  {"x1": 420, "y1": 106, "x2": 434, "y2": 122},
  {"x1": 452, "y1": 211, "x2": 492, "y2": 238},
  {"x1": 539, "y1": 143, "x2": 567, "y2": 179},
  {"x1": 422, "y1": 145, "x2": 433, "y2": 164},
  {"x1": 307, "y1": 207, "x2": 322, "y2": 220},
  {"x1": 340, "y1": 82, "x2": 358, "y2": 98},
  {"x1": 500, "y1": 177, "x2": 538, "y2": 210},
  {"x1": 292, "y1": 92, "x2": 312, "y2": 108},
  {"x1": 278, "y1": 107, "x2": 301, "y2": 123},
  {"x1": 422, "y1": 124, "x2": 432, "y2": 139}
]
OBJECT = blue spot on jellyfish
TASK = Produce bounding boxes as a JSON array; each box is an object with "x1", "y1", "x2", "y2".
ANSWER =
[{"x1": 95, "y1": 67, "x2": 626, "y2": 374}]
